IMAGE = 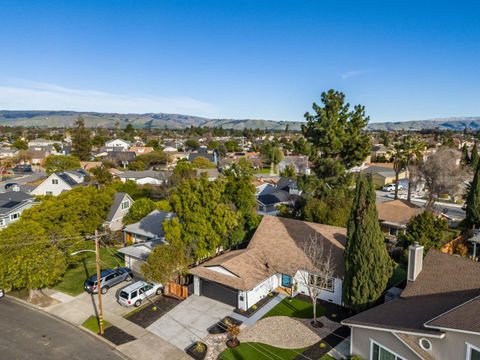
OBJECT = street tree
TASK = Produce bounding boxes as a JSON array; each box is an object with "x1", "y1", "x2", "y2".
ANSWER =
[
  {"x1": 44, "y1": 155, "x2": 81, "y2": 174},
  {"x1": 343, "y1": 174, "x2": 393, "y2": 313}
]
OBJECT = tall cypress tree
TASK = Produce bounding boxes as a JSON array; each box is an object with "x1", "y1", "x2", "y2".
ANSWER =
[
  {"x1": 71, "y1": 116, "x2": 92, "y2": 161},
  {"x1": 471, "y1": 142, "x2": 479, "y2": 169},
  {"x1": 466, "y1": 161, "x2": 480, "y2": 228},
  {"x1": 461, "y1": 143, "x2": 470, "y2": 166},
  {"x1": 343, "y1": 174, "x2": 393, "y2": 313}
]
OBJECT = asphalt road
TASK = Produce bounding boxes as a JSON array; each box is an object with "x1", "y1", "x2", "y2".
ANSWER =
[
  {"x1": 0, "y1": 296, "x2": 124, "y2": 360},
  {"x1": 0, "y1": 171, "x2": 45, "y2": 193}
]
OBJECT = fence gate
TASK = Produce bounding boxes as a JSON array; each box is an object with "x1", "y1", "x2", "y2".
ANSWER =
[{"x1": 166, "y1": 282, "x2": 188, "y2": 299}]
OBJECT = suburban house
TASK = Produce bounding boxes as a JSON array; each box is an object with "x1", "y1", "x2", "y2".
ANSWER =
[
  {"x1": 0, "y1": 148, "x2": 18, "y2": 159},
  {"x1": 278, "y1": 155, "x2": 310, "y2": 175},
  {"x1": 119, "y1": 210, "x2": 176, "y2": 273},
  {"x1": 31, "y1": 169, "x2": 88, "y2": 196},
  {"x1": 343, "y1": 245, "x2": 480, "y2": 360},
  {"x1": 190, "y1": 215, "x2": 346, "y2": 310},
  {"x1": 361, "y1": 164, "x2": 408, "y2": 187},
  {"x1": 371, "y1": 144, "x2": 391, "y2": 162},
  {"x1": 0, "y1": 190, "x2": 36, "y2": 229},
  {"x1": 28, "y1": 138, "x2": 62, "y2": 148},
  {"x1": 188, "y1": 148, "x2": 218, "y2": 166},
  {"x1": 377, "y1": 199, "x2": 424, "y2": 240},
  {"x1": 105, "y1": 139, "x2": 131, "y2": 151},
  {"x1": 103, "y1": 192, "x2": 133, "y2": 231},
  {"x1": 27, "y1": 149, "x2": 51, "y2": 166},
  {"x1": 195, "y1": 168, "x2": 220, "y2": 181},
  {"x1": 122, "y1": 210, "x2": 176, "y2": 244},
  {"x1": 117, "y1": 170, "x2": 169, "y2": 185},
  {"x1": 103, "y1": 151, "x2": 136, "y2": 168},
  {"x1": 256, "y1": 177, "x2": 301, "y2": 215},
  {"x1": 128, "y1": 146, "x2": 154, "y2": 156}
]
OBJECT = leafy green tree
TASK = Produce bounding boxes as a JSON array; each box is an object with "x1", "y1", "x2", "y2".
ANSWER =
[
  {"x1": 0, "y1": 220, "x2": 67, "y2": 295},
  {"x1": 269, "y1": 147, "x2": 284, "y2": 174},
  {"x1": 44, "y1": 155, "x2": 81, "y2": 174},
  {"x1": 169, "y1": 160, "x2": 197, "y2": 186},
  {"x1": 280, "y1": 164, "x2": 296, "y2": 177},
  {"x1": 302, "y1": 90, "x2": 370, "y2": 177},
  {"x1": 461, "y1": 143, "x2": 470, "y2": 166},
  {"x1": 224, "y1": 140, "x2": 240, "y2": 152},
  {"x1": 146, "y1": 139, "x2": 160, "y2": 150},
  {"x1": 90, "y1": 165, "x2": 113, "y2": 186},
  {"x1": 185, "y1": 139, "x2": 200, "y2": 150},
  {"x1": 124, "y1": 198, "x2": 157, "y2": 224},
  {"x1": 207, "y1": 140, "x2": 221, "y2": 150},
  {"x1": 191, "y1": 156, "x2": 216, "y2": 169},
  {"x1": 71, "y1": 117, "x2": 92, "y2": 160},
  {"x1": 343, "y1": 174, "x2": 393, "y2": 313},
  {"x1": 112, "y1": 180, "x2": 152, "y2": 200},
  {"x1": 471, "y1": 142, "x2": 479, "y2": 169},
  {"x1": 128, "y1": 160, "x2": 147, "y2": 171},
  {"x1": 465, "y1": 161, "x2": 480, "y2": 228},
  {"x1": 12, "y1": 139, "x2": 28, "y2": 150},
  {"x1": 136, "y1": 150, "x2": 169, "y2": 167},
  {"x1": 398, "y1": 211, "x2": 448, "y2": 254}
]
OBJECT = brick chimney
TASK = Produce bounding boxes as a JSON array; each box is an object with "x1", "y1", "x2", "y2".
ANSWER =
[{"x1": 407, "y1": 242, "x2": 424, "y2": 281}]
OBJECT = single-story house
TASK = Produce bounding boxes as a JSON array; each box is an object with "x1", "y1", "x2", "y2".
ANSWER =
[
  {"x1": 103, "y1": 192, "x2": 133, "y2": 231},
  {"x1": 0, "y1": 148, "x2": 18, "y2": 159},
  {"x1": 188, "y1": 148, "x2": 218, "y2": 165},
  {"x1": 343, "y1": 245, "x2": 480, "y2": 360},
  {"x1": 117, "y1": 240, "x2": 164, "y2": 274},
  {"x1": 105, "y1": 139, "x2": 131, "y2": 151},
  {"x1": 103, "y1": 151, "x2": 136, "y2": 168},
  {"x1": 256, "y1": 177, "x2": 301, "y2": 215},
  {"x1": 377, "y1": 199, "x2": 424, "y2": 239},
  {"x1": 195, "y1": 168, "x2": 220, "y2": 181},
  {"x1": 278, "y1": 155, "x2": 310, "y2": 175},
  {"x1": 117, "y1": 170, "x2": 169, "y2": 185},
  {"x1": 123, "y1": 210, "x2": 176, "y2": 244},
  {"x1": 361, "y1": 164, "x2": 408, "y2": 187},
  {"x1": 28, "y1": 138, "x2": 62, "y2": 148},
  {"x1": 190, "y1": 215, "x2": 346, "y2": 310},
  {"x1": 129, "y1": 146, "x2": 154, "y2": 156},
  {"x1": 31, "y1": 169, "x2": 88, "y2": 196},
  {"x1": 0, "y1": 190, "x2": 36, "y2": 229},
  {"x1": 371, "y1": 144, "x2": 391, "y2": 162}
]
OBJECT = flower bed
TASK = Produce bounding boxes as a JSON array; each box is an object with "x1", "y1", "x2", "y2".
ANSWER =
[
  {"x1": 207, "y1": 316, "x2": 243, "y2": 334},
  {"x1": 233, "y1": 291, "x2": 278, "y2": 318},
  {"x1": 185, "y1": 341, "x2": 208, "y2": 360}
]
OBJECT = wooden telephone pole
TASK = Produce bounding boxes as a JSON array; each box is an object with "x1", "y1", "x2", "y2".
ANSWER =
[{"x1": 95, "y1": 230, "x2": 105, "y2": 335}]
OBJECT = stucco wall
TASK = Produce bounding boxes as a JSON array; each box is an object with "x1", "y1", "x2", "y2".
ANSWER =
[{"x1": 244, "y1": 274, "x2": 280, "y2": 310}]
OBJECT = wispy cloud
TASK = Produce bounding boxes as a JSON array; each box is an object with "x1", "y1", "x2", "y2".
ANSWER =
[
  {"x1": 0, "y1": 79, "x2": 217, "y2": 116},
  {"x1": 340, "y1": 70, "x2": 366, "y2": 80}
]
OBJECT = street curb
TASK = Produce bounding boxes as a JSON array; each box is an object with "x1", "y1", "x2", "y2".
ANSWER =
[{"x1": 5, "y1": 295, "x2": 132, "y2": 360}]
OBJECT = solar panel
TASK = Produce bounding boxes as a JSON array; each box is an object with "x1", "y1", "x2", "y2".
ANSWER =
[{"x1": 1, "y1": 201, "x2": 20, "y2": 209}]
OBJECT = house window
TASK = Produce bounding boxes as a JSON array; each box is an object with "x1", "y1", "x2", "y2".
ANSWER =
[
  {"x1": 10, "y1": 213, "x2": 20, "y2": 221},
  {"x1": 0, "y1": 219, "x2": 5, "y2": 227},
  {"x1": 419, "y1": 338, "x2": 432, "y2": 351},
  {"x1": 46, "y1": 191, "x2": 53, "y2": 196},
  {"x1": 467, "y1": 343, "x2": 480, "y2": 360},
  {"x1": 371, "y1": 340, "x2": 405, "y2": 360},
  {"x1": 52, "y1": 179, "x2": 59, "y2": 184},
  {"x1": 121, "y1": 200, "x2": 130, "y2": 210},
  {"x1": 389, "y1": 227, "x2": 398, "y2": 236},
  {"x1": 309, "y1": 274, "x2": 334, "y2": 292}
]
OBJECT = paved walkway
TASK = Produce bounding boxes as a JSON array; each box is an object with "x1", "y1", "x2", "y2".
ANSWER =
[{"x1": 229, "y1": 293, "x2": 286, "y2": 326}]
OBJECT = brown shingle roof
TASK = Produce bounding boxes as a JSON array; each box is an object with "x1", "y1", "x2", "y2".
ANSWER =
[
  {"x1": 377, "y1": 199, "x2": 424, "y2": 226},
  {"x1": 343, "y1": 251, "x2": 480, "y2": 335},
  {"x1": 190, "y1": 216, "x2": 347, "y2": 291}
]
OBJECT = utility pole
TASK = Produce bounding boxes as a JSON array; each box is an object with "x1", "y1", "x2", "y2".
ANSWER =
[{"x1": 95, "y1": 230, "x2": 105, "y2": 335}]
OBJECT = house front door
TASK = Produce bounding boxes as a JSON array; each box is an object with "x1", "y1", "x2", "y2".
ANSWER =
[{"x1": 281, "y1": 274, "x2": 292, "y2": 288}]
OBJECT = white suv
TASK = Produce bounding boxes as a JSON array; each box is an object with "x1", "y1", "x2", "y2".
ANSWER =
[
  {"x1": 118, "y1": 281, "x2": 163, "y2": 307},
  {"x1": 383, "y1": 183, "x2": 403, "y2": 192}
]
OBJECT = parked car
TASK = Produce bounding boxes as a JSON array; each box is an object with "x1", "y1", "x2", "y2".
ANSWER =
[
  {"x1": 12, "y1": 164, "x2": 32, "y2": 173},
  {"x1": 84, "y1": 267, "x2": 133, "y2": 294},
  {"x1": 0, "y1": 289, "x2": 4, "y2": 298},
  {"x1": 118, "y1": 281, "x2": 163, "y2": 307},
  {"x1": 382, "y1": 183, "x2": 404, "y2": 192},
  {"x1": 4, "y1": 182, "x2": 19, "y2": 191}
]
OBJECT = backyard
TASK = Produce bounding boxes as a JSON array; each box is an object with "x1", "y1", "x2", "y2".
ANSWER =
[{"x1": 53, "y1": 246, "x2": 124, "y2": 296}]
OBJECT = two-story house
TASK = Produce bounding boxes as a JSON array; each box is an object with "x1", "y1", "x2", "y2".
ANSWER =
[
  {"x1": 103, "y1": 192, "x2": 133, "y2": 231},
  {"x1": 31, "y1": 169, "x2": 88, "y2": 196},
  {"x1": 0, "y1": 190, "x2": 36, "y2": 229}
]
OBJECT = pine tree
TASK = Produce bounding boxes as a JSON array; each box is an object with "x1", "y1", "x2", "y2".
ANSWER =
[
  {"x1": 466, "y1": 161, "x2": 480, "y2": 228},
  {"x1": 343, "y1": 174, "x2": 394, "y2": 313},
  {"x1": 471, "y1": 142, "x2": 479, "y2": 170},
  {"x1": 461, "y1": 143, "x2": 470, "y2": 167},
  {"x1": 71, "y1": 116, "x2": 92, "y2": 161}
]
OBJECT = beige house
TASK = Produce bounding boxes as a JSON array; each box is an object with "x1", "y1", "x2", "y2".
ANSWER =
[
  {"x1": 362, "y1": 164, "x2": 408, "y2": 187},
  {"x1": 377, "y1": 199, "x2": 424, "y2": 239}
]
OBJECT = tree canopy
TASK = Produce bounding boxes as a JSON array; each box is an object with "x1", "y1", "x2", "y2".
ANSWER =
[
  {"x1": 123, "y1": 198, "x2": 157, "y2": 225},
  {"x1": 191, "y1": 156, "x2": 216, "y2": 169},
  {"x1": 71, "y1": 117, "x2": 92, "y2": 161},
  {"x1": 44, "y1": 155, "x2": 81, "y2": 175}
]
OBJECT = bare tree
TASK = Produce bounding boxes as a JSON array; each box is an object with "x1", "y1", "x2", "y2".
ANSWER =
[
  {"x1": 418, "y1": 148, "x2": 470, "y2": 209},
  {"x1": 297, "y1": 234, "x2": 335, "y2": 327}
]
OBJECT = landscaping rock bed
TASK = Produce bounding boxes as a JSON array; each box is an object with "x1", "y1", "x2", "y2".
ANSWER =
[
  {"x1": 185, "y1": 341, "x2": 208, "y2": 360},
  {"x1": 125, "y1": 295, "x2": 182, "y2": 328},
  {"x1": 233, "y1": 292, "x2": 278, "y2": 318},
  {"x1": 207, "y1": 316, "x2": 243, "y2": 334},
  {"x1": 102, "y1": 326, "x2": 136, "y2": 345}
]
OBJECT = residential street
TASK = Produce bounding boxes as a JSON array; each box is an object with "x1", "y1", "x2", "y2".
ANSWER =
[
  {"x1": 0, "y1": 296, "x2": 124, "y2": 360},
  {"x1": 0, "y1": 171, "x2": 45, "y2": 193}
]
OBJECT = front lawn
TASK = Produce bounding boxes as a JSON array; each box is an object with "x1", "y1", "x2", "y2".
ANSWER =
[
  {"x1": 262, "y1": 297, "x2": 325, "y2": 319},
  {"x1": 82, "y1": 315, "x2": 112, "y2": 333},
  {"x1": 220, "y1": 342, "x2": 306, "y2": 360},
  {"x1": 53, "y1": 246, "x2": 124, "y2": 296}
]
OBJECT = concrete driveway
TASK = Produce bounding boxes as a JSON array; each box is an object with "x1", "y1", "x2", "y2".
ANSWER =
[{"x1": 147, "y1": 295, "x2": 234, "y2": 350}]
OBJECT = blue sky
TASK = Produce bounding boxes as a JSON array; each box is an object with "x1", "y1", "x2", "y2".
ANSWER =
[{"x1": 0, "y1": 1, "x2": 479, "y2": 122}]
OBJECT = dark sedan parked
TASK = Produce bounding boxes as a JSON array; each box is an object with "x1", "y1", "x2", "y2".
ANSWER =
[{"x1": 84, "y1": 267, "x2": 133, "y2": 294}]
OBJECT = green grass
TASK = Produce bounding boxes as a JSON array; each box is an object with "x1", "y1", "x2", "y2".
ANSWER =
[
  {"x1": 256, "y1": 167, "x2": 272, "y2": 174},
  {"x1": 53, "y1": 246, "x2": 123, "y2": 296},
  {"x1": 220, "y1": 342, "x2": 307, "y2": 360},
  {"x1": 262, "y1": 297, "x2": 325, "y2": 319},
  {"x1": 388, "y1": 264, "x2": 407, "y2": 288},
  {"x1": 82, "y1": 315, "x2": 112, "y2": 333}
]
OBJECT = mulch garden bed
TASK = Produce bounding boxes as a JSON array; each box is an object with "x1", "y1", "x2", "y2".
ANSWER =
[
  {"x1": 207, "y1": 316, "x2": 243, "y2": 334},
  {"x1": 125, "y1": 295, "x2": 183, "y2": 328},
  {"x1": 233, "y1": 292, "x2": 278, "y2": 318},
  {"x1": 185, "y1": 341, "x2": 208, "y2": 360},
  {"x1": 102, "y1": 326, "x2": 136, "y2": 345}
]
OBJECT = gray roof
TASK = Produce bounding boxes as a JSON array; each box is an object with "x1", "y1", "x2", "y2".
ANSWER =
[
  {"x1": 124, "y1": 210, "x2": 176, "y2": 239},
  {"x1": 106, "y1": 192, "x2": 130, "y2": 222},
  {"x1": 117, "y1": 240, "x2": 164, "y2": 261},
  {"x1": 257, "y1": 189, "x2": 297, "y2": 206},
  {"x1": 0, "y1": 191, "x2": 34, "y2": 216},
  {"x1": 57, "y1": 169, "x2": 88, "y2": 186},
  {"x1": 119, "y1": 170, "x2": 168, "y2": 180}
]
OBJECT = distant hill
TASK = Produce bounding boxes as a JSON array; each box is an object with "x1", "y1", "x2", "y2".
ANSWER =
[
  {"x1": 0, "y1": 110, "x2": 303, "y2": 131},
  {"x1": 1, "y1": 111, "x2": 479, "y2": 131},
  {"x1": 367, "y1": 117, "x2": 480, "y2": 131}
]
